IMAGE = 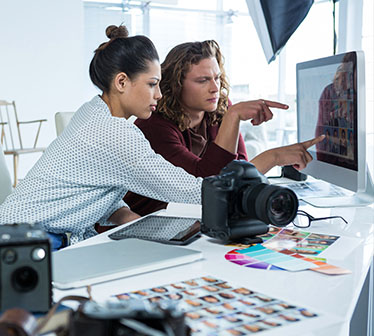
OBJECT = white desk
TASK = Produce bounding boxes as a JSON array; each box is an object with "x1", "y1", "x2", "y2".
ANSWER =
[{"x1": 53, "y1": 202, "x2": 374, "y2": 336}]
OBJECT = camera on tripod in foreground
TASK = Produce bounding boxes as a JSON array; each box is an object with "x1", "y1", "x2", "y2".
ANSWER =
[{"x1": 201, "y1": 160, "x2": 299, "y2": 243}]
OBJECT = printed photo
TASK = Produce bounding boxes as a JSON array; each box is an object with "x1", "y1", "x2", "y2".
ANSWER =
[
  {"x1": 200, "y1": 295, "x2": 221, "y2": 304},
  {"x1": 150, "y1": 286, "x2": 169, "y2": 294},
  {"x1": 185, "y1": 311, "x2": 204, "y2": 320},
  {"x1": 241, "y1": 323, "x2": 268, "y2": 333},
  {"x1": 232, "y1": 287, "x2": 254, "y2": 296},
  {"x1": 258, "y1": 318, "x2": 283, "y2": 328},
  {"x1": 218, "y1": 291, "x2": 239, "y2": 301},
  {"x1": 147, "y1": 296, "x2": 163, "y2": 303},
  {"x1": 215, "y1": 282, "x2": 233, "y2": 290},
  {"x1": 115, "y1": 293, "x2": 131, "y2": 300},
  {"x1": 165, "y1": 293, "x2": 184, "y2": 301},
  {"x1": 298, "y1": 308, "x2": 318, "y2": 318},
  {"x1": 220, "y1": 328, "x2": 246, "y2": 336},
  {"x1": 130, "y1": 289, "x2": 150, "y2": 298}
]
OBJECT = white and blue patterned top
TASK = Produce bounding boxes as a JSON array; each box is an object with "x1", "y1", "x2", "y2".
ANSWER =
[{"x1": 0, "y1": 96, "x2": 202, "y2": 243}]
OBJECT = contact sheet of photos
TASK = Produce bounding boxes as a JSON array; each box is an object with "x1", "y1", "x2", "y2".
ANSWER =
[
  {"x1": 261, "y1": 226, "x2": 340, "y2": 256},
  {"x1": 115, "y1": 276, "x2": 318, "y2": 335}
]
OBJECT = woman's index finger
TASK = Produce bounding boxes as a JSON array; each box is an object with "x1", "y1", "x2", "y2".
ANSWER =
[{"x1": 302, "y1": 135, "x2": 326, "y2": 149}]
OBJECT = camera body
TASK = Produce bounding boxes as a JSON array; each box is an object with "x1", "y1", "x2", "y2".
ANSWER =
[
  {"x1": 202, "y1": 161, "x2": 298, "y2": 243},
  {"x1": 70, "y1": 299, "x2": 190, "y2": 336},
  {"x1": 0, "y1": 223, "x2": 52, "y2": 313}
]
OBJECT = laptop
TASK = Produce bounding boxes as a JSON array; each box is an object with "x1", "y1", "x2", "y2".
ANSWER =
[{"x1": 52, "y1": 238, "x2": 202, "y2": 289}]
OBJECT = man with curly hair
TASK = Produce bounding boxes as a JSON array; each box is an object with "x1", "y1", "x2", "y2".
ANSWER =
[{"x1": 124, "y1": 40, "x2": 323, "y2": 216}]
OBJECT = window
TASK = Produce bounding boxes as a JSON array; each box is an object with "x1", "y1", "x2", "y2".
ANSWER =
[
  {"x1": 362, "y1": 0, "x2": 373, "y2": 173},
  {"x1": 83, "y1": 0, "x2": 280, "y2": 159},
  {"x1": 83, "y1": 0, "x2": 370, "y2": 166}
]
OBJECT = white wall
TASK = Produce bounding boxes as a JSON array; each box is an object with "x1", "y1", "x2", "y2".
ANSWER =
[{"x1": 0, "y1": 0, "x2": 88, "y2": 179}]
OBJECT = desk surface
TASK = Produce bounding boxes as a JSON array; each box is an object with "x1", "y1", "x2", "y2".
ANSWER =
[{"x1": 53, "y1": 201, "x2": 374, "y2": 336}]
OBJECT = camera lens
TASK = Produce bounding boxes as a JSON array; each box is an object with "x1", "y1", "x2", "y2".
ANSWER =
[
  {"x1": 243, "y1": 184, "x2": 298, "y2": 227},
  {"x1": 258, "y1": 185, "x2": 298, "y2": 226},
  {"x1": 12, "y1": 266, "x2": 39, "y2": 292},
  {"x1": 268, "y1": 191, "x2": 297, "y2": 224}
]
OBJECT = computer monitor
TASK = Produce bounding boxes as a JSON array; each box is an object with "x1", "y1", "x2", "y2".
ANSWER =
[{"x1": 296, "y1": 51, "x2": 373, "y2": 207}]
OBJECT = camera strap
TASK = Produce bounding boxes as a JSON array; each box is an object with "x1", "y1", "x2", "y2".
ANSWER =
[
  {"x1": 0, "y1": 295, "x2": 90, "y2": 336},
  {"x1": 0, "y1": 308, "x2": 38, "y2": 336},
  {"x1": 118, "y1": 318, "x2": 168, "y2": 336},
  {"x1": 35, "y1": 295, "x2": 90, "y2": 334}
]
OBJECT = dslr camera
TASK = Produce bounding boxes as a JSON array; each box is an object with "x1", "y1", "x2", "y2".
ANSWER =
[
  {"x1": 70, "y1": 299, "x2": 190, "y2": 336},
  {"x1": 201, "y1": 160, "x2": 298, "y2": 243}
]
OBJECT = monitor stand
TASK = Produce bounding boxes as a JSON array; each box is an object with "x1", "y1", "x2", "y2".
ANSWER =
[{"x1": 301, "y1": 169, "x2": 374, "y2": 208}]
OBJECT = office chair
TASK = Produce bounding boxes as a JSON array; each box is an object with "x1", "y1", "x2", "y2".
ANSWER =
[
  {"x1": 0, "y1": 100, "x2": 47, "y2": 186},
  {"x1": 1, "y1": 142, "x2": 68, "y2": 249},
  {"x1": 0, "y1": 144, "x2": 13, "y2": 204},
  {"x1": 55, "y1": 112, "x2": 74, "y2": 136},
  {"x1": 54, "y1": 112, "x2": 138, "y2": 137}
]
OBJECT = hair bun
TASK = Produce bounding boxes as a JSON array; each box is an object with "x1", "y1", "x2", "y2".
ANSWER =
[{"x1": 106, "y1": 25, "x2": 129, "y2": 39}]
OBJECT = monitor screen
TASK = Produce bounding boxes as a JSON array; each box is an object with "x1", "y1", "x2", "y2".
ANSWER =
[{"x1": 296, "y1": 51, "x2": 366, "y2": 193}]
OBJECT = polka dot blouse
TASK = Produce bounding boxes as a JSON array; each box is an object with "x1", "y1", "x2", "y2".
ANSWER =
[{"x1": 0, "y1": 96, "x2": 202, "y2": 244}]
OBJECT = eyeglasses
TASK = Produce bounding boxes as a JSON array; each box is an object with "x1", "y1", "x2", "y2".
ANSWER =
[{"x1": 292, "y1": 210, "x2": 348, "y2": 228}]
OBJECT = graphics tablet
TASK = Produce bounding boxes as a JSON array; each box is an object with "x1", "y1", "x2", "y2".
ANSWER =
[{"x1": 108, "y1": 215, "x2": 201, "y2": 245}]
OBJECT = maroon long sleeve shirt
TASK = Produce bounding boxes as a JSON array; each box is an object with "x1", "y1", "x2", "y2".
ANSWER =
[{"x1": 123, "y1": 113, "x2": 248, "y2": 216}]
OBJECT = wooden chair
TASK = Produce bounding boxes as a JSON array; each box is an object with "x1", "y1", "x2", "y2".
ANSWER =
[{"x1": 0, "y1": 100, "x2": 47, "y2": 186}]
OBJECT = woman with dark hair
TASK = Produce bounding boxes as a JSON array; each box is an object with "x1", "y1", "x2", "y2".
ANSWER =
[
  {"x1": 0, "y1": 25, "x2": 202, "y2": 245},
  {"x1": 124, "y1": 40, "x2": 323, "y2": 216}
]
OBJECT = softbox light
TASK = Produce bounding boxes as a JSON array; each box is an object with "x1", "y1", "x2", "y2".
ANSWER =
[{"x1": 246, "y1": 0, "x2": 314, "y2": 63}]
